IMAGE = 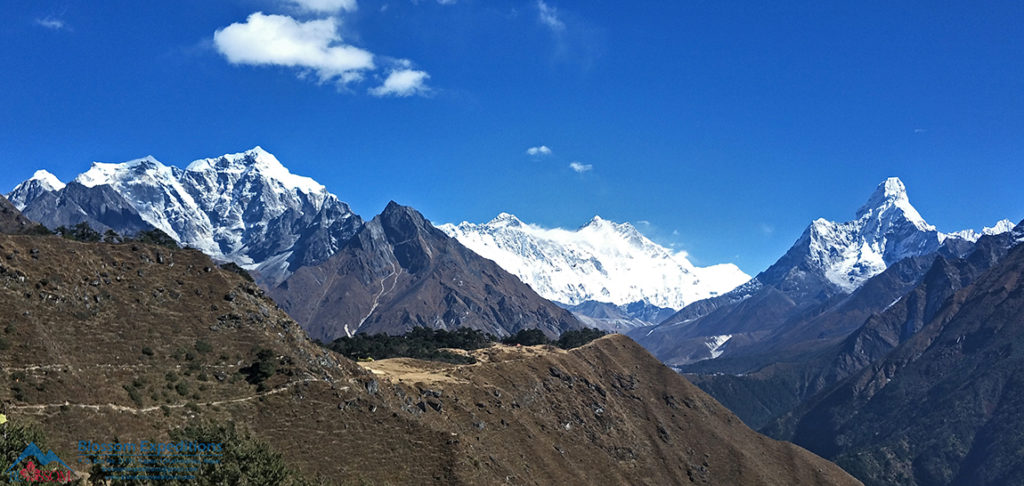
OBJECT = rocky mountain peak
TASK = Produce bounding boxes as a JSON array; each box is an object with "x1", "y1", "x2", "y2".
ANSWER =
[
  {"x1": 855, "y1": 176, "x2": 931, "y2": 230},
  {"x1": 7, "y1": 170, "x2": 65, "y2": 210},
  {"x1": 28, "y1": 169, "x2": 64, "y2": 190},
  {"x1": 486, "y1": 212, "x2": 524, "y2": 227},
  {"x1": 9, "y1": 147, "x2": 361, "y2": 287}
]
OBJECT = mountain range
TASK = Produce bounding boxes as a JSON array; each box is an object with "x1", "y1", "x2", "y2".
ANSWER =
[
  {"x1": 439, "y1": 214, "x2": 750, "y2": 310},
  {"x1": 0, "y1": 200, "x2": 859, "y2": 485},
  {"x1": 630, "y1": 177, "x2": 1012, "y2": 367},
  {"x1": 7, "y1": 148, "x2": 757, "y2": 334},
  {"x1": 269, "y1": 201, "x2": 582, "y2": 342},
  {"x1": 7, "y1": 147, "x2": 362, "y2": 287},
  {"x1": 6, "y1": 147, "x2": 1023, "y2": 485}
]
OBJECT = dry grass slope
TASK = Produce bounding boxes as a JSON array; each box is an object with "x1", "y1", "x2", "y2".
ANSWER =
[{"x1": 0, "y1": 233, "x2": 858, "y2": 485}]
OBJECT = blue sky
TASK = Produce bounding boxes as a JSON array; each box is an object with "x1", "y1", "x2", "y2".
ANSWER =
[{"x1": 2, "y1": 1, "x2": 1022, "y2": 274}]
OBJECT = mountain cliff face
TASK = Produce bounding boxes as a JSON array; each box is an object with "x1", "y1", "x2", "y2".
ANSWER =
[
  {"x1": 769, "y1": 234, "x2": 1024, "y2": 486},
  {"x1": 0, "y1": 231, "x2": 857, "y2": 485},
  {"x1": 687, "y1": 223, "x2": 1022, "y2": 430},
  {"x1": 631, "y1": 178, "x2": 1003, "y2": 367},
  {"x1": 272, "y1": 202, "x2": 583, "y2": 342},
  {"x1": 7, "y1": 147, "x2": 362, "y2": 287},
  {"x1": 0, "y1": 195, "x2": 37, "y2": 234},
  {"x1": 7, "y1": 169, "x2": 64, "y2": 210},
  {"x1": 20, "y1": 181, "x2": 153, "y2": 235},
  {"x1": 439, "y1": 214, "x2": 750, "y2": 310}
]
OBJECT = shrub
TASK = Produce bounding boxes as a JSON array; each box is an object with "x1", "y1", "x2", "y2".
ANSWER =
[
  {"x1": 141, "y1": 346, "x2": 154, "y2": 356},
  {"x1": 23, "y1": 224, "x2": 52, "y2": 236},
  {"x1": 219, "y1": 262, "x2": 254, "y2": 282},
  {"x1": 502, "y1": 328, "x2": 550, "y2": 346},
  {"x1": 102, "y1": 229, "x2": 122, "y2": 243},
  {"x1": 55, "y1": 222, "x2": 102, "y2": 242},
  {"x1": 556, "y1": 328, "x2": 607, "y2": 350},
  {"x1": 0, "y1": 420, "x2": 49, "y2": 474},
  {"x1": 124, "y1": 384, "x2": 144, "y2": 406},
  {"x1": 242, "y1": 349, "x2": 278, "y2": 386},
  {"x1": 326, "y1": 327, "x2": 492, "y2": 364},
  {"x1": 133, "y1": 228, "x2": 179, "y2": 249},
  {"x1": 195, "y1": 339, "x2": 214, "y2": 354}
]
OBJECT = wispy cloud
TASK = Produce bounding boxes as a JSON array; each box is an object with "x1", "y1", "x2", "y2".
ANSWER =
[
  {"x1": 913, "y1": 128, "x2": 928, "y2": 134},
  {"x1": 759, "y1": 223, "x2": 775, "y2": 236},
  {"x1": 526, "y1": 145, "x2": 552, "y2": 156},
  {"x1": 569, "y1": 161, "x2": 592, "y2": 173},
  {"x1": 287, "y1": 0, "x2": 358, "y2": 13},
  {"x1": 537, "y1": 0, "x2": 565, "y2": 32},
  {"x1": 370, "y1": 68, "x2": 430, "y2": 97},
  {"x1": 35, "y1": 17, "x2": 67, "y2": 30}
]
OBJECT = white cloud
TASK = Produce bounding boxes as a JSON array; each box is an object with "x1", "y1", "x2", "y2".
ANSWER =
[
  {"x1": 526, "y1": 145, "x2": 552, "y2": 156},
  {"x1": 288, "y1": 0, "x2": 358, "y2": 13},
  {"x1": 214, "y1": 12, "x2": 374, "y2": 84},
  {"x1": 437, "y1": 0, "x2": 457, "y2": 4},
  {"x1": 569, "y1": 161, "x2": 592, "y2": 173},
  {"x1": 537, "y1": 0, "x2": 565, "y2": 32},
  {"x1": 370, "y1": 69, "x2": 430, "y2": 97},
  {"x1": 35, "y1": 18, "x2": 66, "y2": 30}
]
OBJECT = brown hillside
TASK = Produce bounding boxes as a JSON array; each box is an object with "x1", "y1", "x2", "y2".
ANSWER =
[{"x1": 0, "y1": 233, "x2": 857, "y2": 485}]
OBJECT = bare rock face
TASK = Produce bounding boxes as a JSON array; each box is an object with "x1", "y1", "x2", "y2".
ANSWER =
[
  {"x1": 0, "y1": 195, "x2": 37, "y2": 234},
  {"x1": 272, "y1": 201, "x2": 583, "y2": 342},
  {"x1": 20, "y1": 182, "x2": 153, "y2": 235}
]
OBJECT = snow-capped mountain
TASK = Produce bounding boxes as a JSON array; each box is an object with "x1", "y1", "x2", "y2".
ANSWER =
[
  {"x1": 7, "y1": 147, "x2": 361, "y2": 286},
  {"x1": 774, "y1": 177, "x2": 1012, "y2": 293},
  {"x1": 632, "y1": 176, "x2": 1014, "y2": 367},
  {"x1": 7, "y1": 170, "x2": 65, "y2": 210},
  {"x1": 438, "y1": 214, "x2": 750, "y2": 310},
  {"x1": 942, "y1": 219, "x2": 1016, "y2": 243}
]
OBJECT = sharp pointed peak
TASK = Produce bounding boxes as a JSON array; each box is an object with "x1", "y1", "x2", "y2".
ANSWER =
[
  {"x1": 487, "y1": 212, "x2": 523, "y2": 226},
  {"x1": 860, "y1": 177, "x2": 908, "y2": 210},
  {"x1": 383, "y1": 200, "x2": 406, "y2": 212},
  {"x1": 855, "y1": 177, "x2": 931, "y2": 229},
  {"x1": 580, "y1": 215, "x2": 638, "y2": 234},
  {"x1": 378, "y1": 200, "x2": 426, "y2": 220}
]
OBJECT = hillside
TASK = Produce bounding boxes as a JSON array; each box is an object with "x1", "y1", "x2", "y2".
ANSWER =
[
  {"x1": 0, "y1": 231, "x2": 858, "y2": 485},
  {"x1": 769, "y1": 241, "x2": 1024, "y2": 486}
]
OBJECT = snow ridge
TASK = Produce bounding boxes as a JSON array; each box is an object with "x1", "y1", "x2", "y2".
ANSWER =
[
  {"x1": 797, "y1": 177, "x2": 1015, "y2": 293},
  {"x1": 7, "y1": 147, "x2": 359, "y2": 286},
  {"x1": 438, "y1": 215, "x2": 750, "y2": 309}
]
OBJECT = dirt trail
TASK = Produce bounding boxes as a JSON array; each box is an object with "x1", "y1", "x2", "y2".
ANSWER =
[{"x1": 9, "y1": 378, "x2": 322, "y2": 415}]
